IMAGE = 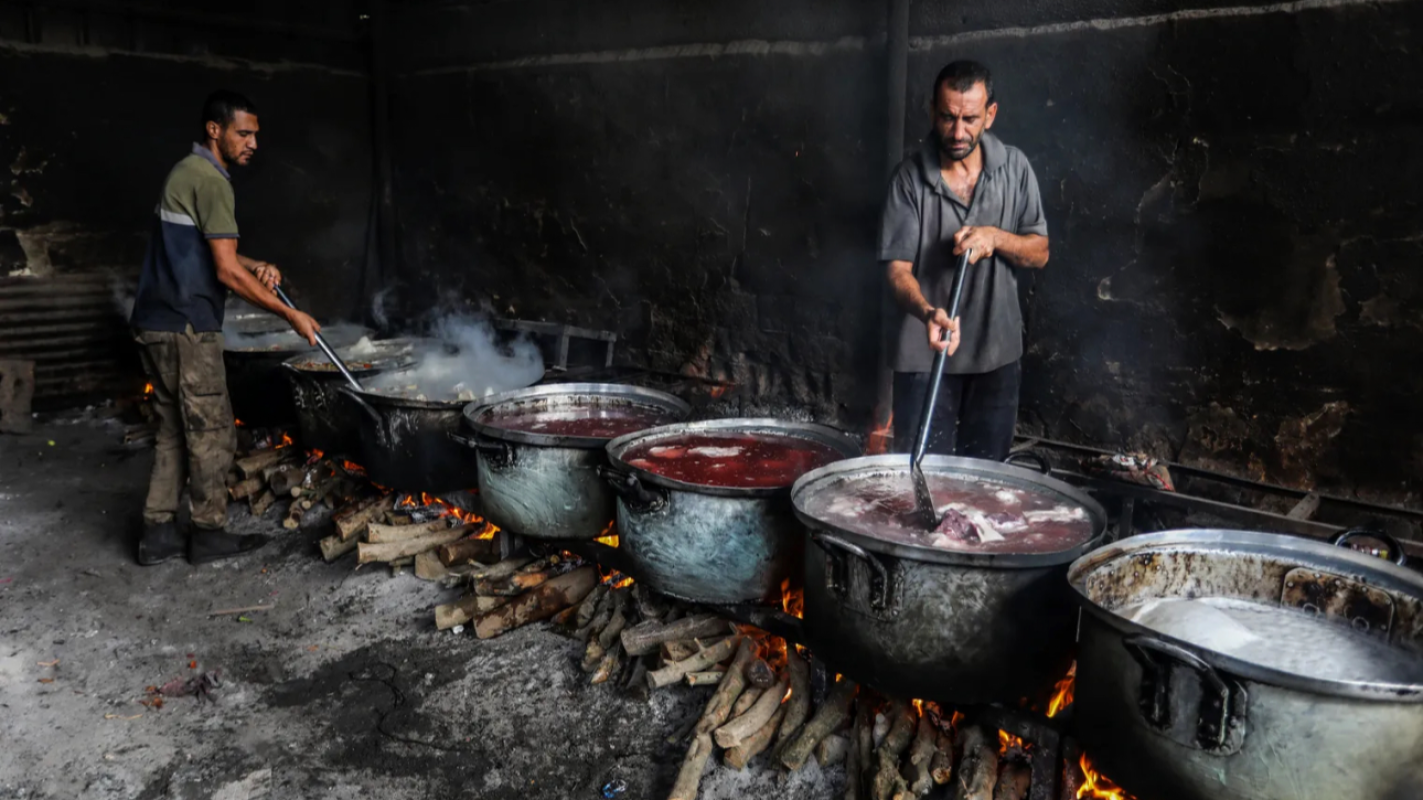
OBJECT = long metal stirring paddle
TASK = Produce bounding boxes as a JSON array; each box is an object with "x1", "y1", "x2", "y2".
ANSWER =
[
  {"x1": 909, "y1": 248, "x2": 972, "y2": 529},
  {"x1": 273, "y1": 284, "x2": 364, "y2": 392}
]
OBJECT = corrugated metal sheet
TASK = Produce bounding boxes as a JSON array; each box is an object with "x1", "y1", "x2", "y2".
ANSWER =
[{"x1": 0, "y1": 272, "x2": 139, "y2": 407}]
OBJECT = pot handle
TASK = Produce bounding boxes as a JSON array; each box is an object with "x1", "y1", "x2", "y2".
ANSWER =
[
  {"x1": 447, "y1": 430, "x2": 511, "y2": 457},
  {"x1": 597, "y1": 465, "x2": 667, "y2": 512},
  {"x1": 1125, "y1": 633, "x2": 1244, "y2": 753},
  {"x1": 1003, "y1": 450, "x2": 1051, "y2": 474},
  {"x1": 810, "y1": 532, "x2": 892, "y2": 611},
  {"x1": 1331, "y1": 527, "x2": 1408, "y2": 567},
  {"x1": 339, "y1": 386, "x2": 382, "y2": 426}
]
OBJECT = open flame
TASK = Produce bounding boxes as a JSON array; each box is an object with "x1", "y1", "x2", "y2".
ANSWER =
[
  {"x1": 143, "y1": 382, "x2": 154, "y2": 396},
  {"x1": 1047, "y1": 664, "x2": 1076, "y2": 718},
  {"x1": 998, "y1": 729, "x2": 1027, "y2": 754},
  {"x1": 595, "y1": 521, "x2": 618, "y2": 549},
  {"x1": 275, "y1": 432, "x2": 295, "y2": 449},
  {"x1": 395, "y1": 491, "x2": 499, "y2": 540},
  {"x1": 780, "y1": 577, "x2": 803, "y2": 619},
  {"x1": 865, "y1": 413, "x2": 894, "y2": 456},
  {"x1": 1078, "y1": 753, "x2": 1133, "y2": 799},
  {"x1": 707, "y1": 383, "x2": 731, "y2": 399}
]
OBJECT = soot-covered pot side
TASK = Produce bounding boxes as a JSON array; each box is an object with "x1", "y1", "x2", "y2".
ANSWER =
[
  {"x1": 604, "y1": 419, "x2": 861, "y2": 605},
  {"x1": 792, "y1": 453, "x2": 1106, "y2": 705},
  {"x1": 1068, "y1": 529, "x2": 1423, "y2": 800},
  {"x1": 459, "y1": 384, "x2": 690, "y2": 541},
  {"x1": 340, "y1": 389, "x2": 478, "y2": 493}
]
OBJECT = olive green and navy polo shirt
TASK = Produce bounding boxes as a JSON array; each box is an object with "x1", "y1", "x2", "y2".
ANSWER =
[{"x1": 130, "y1": 144, "x2": 239, "y2": 332}]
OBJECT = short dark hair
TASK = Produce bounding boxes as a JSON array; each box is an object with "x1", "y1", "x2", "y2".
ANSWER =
[
  {"x1": 201, "y1": 90, "x2": 257, "y2": 138},
  {"x1": 933, "y1": 60, "x2": 994, "y2": 106}
]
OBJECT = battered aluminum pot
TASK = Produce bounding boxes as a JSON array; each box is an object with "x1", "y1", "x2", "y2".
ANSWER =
[
  {"x1": 282, "y1": 338, "x2": 418, "y2": 456},
  {"x1": 604, "y1": 419, "x2": 860, "y2": 605},
  {"x1": 791, "y1": 453, "x2": 1106, "y2": 704},
  {"x1": 1069, "y1": 529, "x2": 1423, "y2": 800},
  {"x1": 340, "y1": 365, "x2": 541, "y2": 492},
  {"x1": 456, "y1": 384, "x2": 690, "y2": 540}
]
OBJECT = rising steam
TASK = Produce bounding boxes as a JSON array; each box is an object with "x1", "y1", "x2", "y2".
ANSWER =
[{"x1": 364, "y1": 313, "x2": 544, "y2": 401}]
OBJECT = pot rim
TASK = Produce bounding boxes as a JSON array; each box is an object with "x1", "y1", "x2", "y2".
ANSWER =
[
  {"x1": 606, "y1": 418, "x2": 862, "y2": 498},
  {"x1": 462, "y1": 382, "x2": 692, "y2": 449},
  {"x1": 280, "y1": 336, "x2": 422, "y2": 376},
  {"x1": 1068, "y1": 529, "x2": 1423, "y2": 701},
  {"x1": 790, "y1": 453, "x2": 1107, "y2": 568},
  {"x1": 339, "y1": 367, "x2": 545, "y2": 411}
]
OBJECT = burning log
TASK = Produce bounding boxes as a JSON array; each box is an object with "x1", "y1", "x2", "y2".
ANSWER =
[
  {"x1": 817, "y1": 733, "x2": 850, "y2": 767},
  {"x1": 661, "y1": 640, "x2": 698, "y2": 662},
  {"x1": 870, "y1": 700, "x2": 914, "y2": 800},
  {"x1": 470, "y1": 556, "x2": 534, "y2": 582},
  {"x1": 729, "y1": 686, "x2": 764, "y2": 719},
  {"x1": 745, "y1": 658, "x2": 776, "y2": 690},
  {"x1": 715, "y1": 673, "x2": 788, "y2": 749},
  {"x1": 356, "y1": 527, "x2": 466, "y2": 565},
  {"x1": 648, "y1": 636, "x2": 741, "y2": 689},
  {"x1": 780, "y1": 677, "x2": 858, "y2": 771},
  {"x1": 1058, "y1": 741, "x2": 1083, "y2": 800},
  {"x1": 583, "y1": 590, "x2": 628, "y2": 671},
  {"x1": 474, "y1": 565, "x2": 598, "y2": 639},
  {"x1": 953, "y1": 726, "x2": 999, "y2": 800},
  {"x1": 437, "y1": 537, "x2": 501, "y2": 566},
  {"x1": 622, "y1": 614, "x2": 728, "y2": 657},
  {"x1": 685, "y1": 670, "x2": 725, "y2": 686},
  {"x1": 435, "y1": 594, "x2": 509, "y2": 630},
  {"x1": 235, "y1": 448, "x2": 291, "y2": 479},
  {"x1": 573, "y1": 584, "x2": 610, "y2": 631},
  {"x1": 724, "y1": 705, "x2": 786, "y2": 770},
  {"x1": 930, "y1": 732, "x2": 954, "y2": 787},
  {"x1": 668, "y1": 638, "x2": 756, "y2": 800},
  {"x1": 335, "y1": 494, "x2": 389, "y2": 541},
  {"x1": 319, "y1": 533, "x2": 357, "y2": 562},
  {"x1": 476, "y1": 565, "x2": 554, "y2": 597},
  {"x1": 228, "y1": 476, "x2": 264, "y2": 501},
  {"x1": 772, "y1": 651, "x2": 812, "y2": 758},
  {"x1": 903, "y1": 713, "x2": 937, "y2": 797},
  {"x1": 366, "y1": 520, "x2": 451, "y2": 543},
  {"x1": 249, "y1": 489, "x2": 277, "y2": 516},
  {"x1": 992, "y1": 763, "x2": 1030, "y2": 800}
]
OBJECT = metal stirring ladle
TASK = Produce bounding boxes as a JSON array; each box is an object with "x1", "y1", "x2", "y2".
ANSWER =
[
  {"x1": 273, "y1": 284, "x2": 364, "y2": 392},
  {"x1": 909, "y1": 248, "x2": 971, "y2": 529}
]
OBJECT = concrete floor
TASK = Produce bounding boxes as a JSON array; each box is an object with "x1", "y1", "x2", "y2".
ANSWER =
[{"x1": 0, "y1": 412, "x2": 842, "y2": 800}]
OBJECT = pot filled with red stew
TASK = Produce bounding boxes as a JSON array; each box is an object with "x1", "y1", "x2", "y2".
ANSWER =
[
  {"x1": 603, "y1": 419, "x2": 860, "y2": 604},
  {"x1": 790, "y1": 452, "x2": 1106, "y2": 704},
  {"x1": 460, "y1": 384, "x2": 690, "y2": 540}
]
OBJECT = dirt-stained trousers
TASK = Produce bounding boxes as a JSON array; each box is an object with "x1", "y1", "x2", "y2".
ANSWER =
[{"x1": 134, "y1": 327, "x2": 237, "y2": 530}]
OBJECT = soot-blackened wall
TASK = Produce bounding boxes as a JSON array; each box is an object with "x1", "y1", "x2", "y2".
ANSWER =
[{"x1": 389, "y1": 0, "x2": 1423, "y2": 503}]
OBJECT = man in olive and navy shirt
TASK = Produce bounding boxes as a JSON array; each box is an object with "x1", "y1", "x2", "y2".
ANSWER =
[
  {"x1": 129, "y1": 90, "x2": 321, "y2": 566},
  {"x1": 880, "y1": 61, "x2": 1050, "y2": 461}
]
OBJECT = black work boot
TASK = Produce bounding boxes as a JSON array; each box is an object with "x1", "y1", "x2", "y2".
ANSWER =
[
  {"x1": 189, "y1": 529, "x2": 271, "y2": 564},
  {"x1": 137, "y1": 520, "x2": 186, "y2": 566}
]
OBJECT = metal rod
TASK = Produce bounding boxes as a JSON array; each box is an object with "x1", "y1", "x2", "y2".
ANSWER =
[
  {"x1": 911, "y1": 249, "x2": 972, "y2": 466},
  {"x1": 273, "y1": 285, "x2": 363, "y2": 392}
]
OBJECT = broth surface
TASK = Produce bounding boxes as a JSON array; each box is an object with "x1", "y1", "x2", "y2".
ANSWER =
[{"x1": 623, "y1": 432, "x2": 842, "y2": 489}]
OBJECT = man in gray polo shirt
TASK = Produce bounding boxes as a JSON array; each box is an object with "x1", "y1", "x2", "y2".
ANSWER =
[{"x1": 880, "y1": 60, "x2": 1049, "y2": 461}]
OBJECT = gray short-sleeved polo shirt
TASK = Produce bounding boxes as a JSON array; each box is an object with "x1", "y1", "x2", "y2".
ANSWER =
[{"x1": 879, "y1": 133, "x2": 1048, "y2": 374}]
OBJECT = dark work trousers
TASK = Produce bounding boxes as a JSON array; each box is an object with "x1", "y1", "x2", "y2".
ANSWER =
[{"x1": 891, "y1": 360, "x2": 1021, "y2": 461}]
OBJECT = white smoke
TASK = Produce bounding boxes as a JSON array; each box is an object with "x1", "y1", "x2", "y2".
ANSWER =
[
  {"x1": 365, "y1": 313, "x2": 544, "y2": 401},
  {"x1": 371, "y1": 286, "x2": 395, "y2": 331}
]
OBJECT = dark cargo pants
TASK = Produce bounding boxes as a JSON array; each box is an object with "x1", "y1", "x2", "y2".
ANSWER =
[
  {"x1": 891, "y1": 360, "x2": 1021, "y2": 462},
  {"x1": 134, "y1": 327, "x2": 237, "y2": 530}
]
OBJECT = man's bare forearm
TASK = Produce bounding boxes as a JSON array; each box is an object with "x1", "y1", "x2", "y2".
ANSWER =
[
  {"x1": 993, "y1": 232, "x2": 1049, "y2": 269},
  {"x1": 212, "y1": 240, "x2": 291, "y2": 319},
  {"x1": 886, "y1": 260, "x2": 933, "y2": 321},
  {"x1": 235, "y1": 253, "x2": 268, "y2": 273}
]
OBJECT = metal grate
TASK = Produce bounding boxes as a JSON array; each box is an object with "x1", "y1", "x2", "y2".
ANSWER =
[{"x1": 0, "y1": 272, "x2": 139, "y2": 407}]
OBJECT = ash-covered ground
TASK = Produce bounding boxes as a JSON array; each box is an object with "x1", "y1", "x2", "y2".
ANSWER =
[{"x1": 0, "y1": 413, "x2": 842, "y2": 800}]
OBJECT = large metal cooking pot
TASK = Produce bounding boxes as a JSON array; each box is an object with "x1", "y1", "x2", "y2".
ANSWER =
[
  {"x1": 791, "y1": 453, "x2": 1106, "y2": 704},
  {"x1": 456, "y1": 383, "x2": 690, "y2": 540},
  {"x1": 225, "y1": 325, "x2": 369, "y2": 428},
  {"x1": 604, "y1": 419, "x2": 860, "y2": 605},
  {"x1": 281, "y1": 338, "x2": 418, "y2": 456},
  {"x1": 339, "y1": 363, "x2": 539, "y2": 492},
  {"x1": 1068, "y1": 529, "x2": 1423, "y2": 800}
]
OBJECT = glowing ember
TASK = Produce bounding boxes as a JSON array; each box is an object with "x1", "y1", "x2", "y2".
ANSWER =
[
  {"x1": 1047, "y1": 664, "x2": 1076, "y2": 718},
  {"x1": 340, "y1": 459, "x2": 365, "y2": 475},
  {"x1": 998, "y1": 730, "x2": 1027, "y2": 754},
  {"x1": 611, "y1": 575, "x2": 634, "y2": 589},
  {"x1": 392, "y1": 490, "x2": 499, "y2": 539},
  {"x1": 911, "y1": 698, "x2": 925, "y2": 717},
  {"x1": 595, "y1": 521, "x2": 619, "y2": 549},
  {"x1": 143, "y1": 382, "x2": 154, "y2": 396},
  {"x1": 234, "y1": 418, "x2": 245, "y2": 427},
  {"x1": 865, "y1": 412, "x2": 893, "y2": 456},
  {"x1": 1078, "y1": 753, "x2": 1134, "y2": 799},
  {"x1": 275, "y1": 432, "x2": 295, "y2": 449},
  {"x1": 780, "y1": 578, "x2": 804, "y2": 620},
  {"x1": 708, "y1": 383, "x2": 731, "y2": 399}
]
